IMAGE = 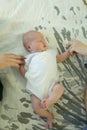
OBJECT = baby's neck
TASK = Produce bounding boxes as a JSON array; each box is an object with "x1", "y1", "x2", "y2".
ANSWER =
[{"x1": 30, "y1": 48, "x2": 47, "y2": 53}]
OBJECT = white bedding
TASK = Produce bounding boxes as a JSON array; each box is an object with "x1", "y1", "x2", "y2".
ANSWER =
[{"x1": 0, "y1": 0, "x2": 87, "y2": 130}]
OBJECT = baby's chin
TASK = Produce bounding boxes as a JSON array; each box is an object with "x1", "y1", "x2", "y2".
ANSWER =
[
  {"x1": 32, "y1": 47, "x2": 47, "y2": 53},
  {"x1": 41, "y1": 47, "x2": 47, "y2": 52}
]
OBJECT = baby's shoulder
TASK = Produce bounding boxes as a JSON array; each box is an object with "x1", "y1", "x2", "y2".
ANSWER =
[{"x1": 46, "y1": 48, "x2": 58, "y2": 56}]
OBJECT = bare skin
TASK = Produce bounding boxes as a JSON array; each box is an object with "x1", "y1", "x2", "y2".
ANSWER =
[
  {"x1": 20, "y1": 30, "x2": 70, "y2": 128},
  {"x1": 67, "y1": 39, "x2": 87, "y2": 115},
  {"x1": 31, "y1": 95, "x2": 54, "y2": 129},
  {"x1": 20, "y1": 65, "x2": 64, "y2": 128},
  {"x1": 67, "y1": 39, "x2": 87, "y2": 56},
  {"x1": 0, "y1": 54, "x2": 25, "y2": 70},
  {"x1": 41, "y1": 84, "x2": 64, "y2": 110}
]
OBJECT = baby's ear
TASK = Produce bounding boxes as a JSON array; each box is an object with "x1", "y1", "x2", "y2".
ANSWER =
[
  {"x1": 27, "y1": 45, "x2": 31, "y2": 52},
  {"x1": 27, "y1": 45, "x2": 30, "y2": 50},
  {"x1": 43, "y1": 42, "x2": 47, "y2": 48}
]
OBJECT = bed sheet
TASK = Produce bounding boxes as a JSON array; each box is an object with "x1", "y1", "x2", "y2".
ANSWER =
[{"x1": 0, "y1": 0, "x2": 87, "y2": 130}]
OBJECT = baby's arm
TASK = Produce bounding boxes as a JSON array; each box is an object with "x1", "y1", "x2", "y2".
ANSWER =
[
  {"x1": 56, "y1": 50, "x2": 70, "y2": 62},
  {"x1": 19, "y1": 64, "x2": 26, "y2": 77}
]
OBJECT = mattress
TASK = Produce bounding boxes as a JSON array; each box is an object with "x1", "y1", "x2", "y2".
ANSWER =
[{"x1": 0, "y1": 0, "x2": 87, "y2": 130}]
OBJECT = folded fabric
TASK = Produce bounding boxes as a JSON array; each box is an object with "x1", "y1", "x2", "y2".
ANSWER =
[{"x1": 83, "y1": 125, "x2": 87, "y2": 130}]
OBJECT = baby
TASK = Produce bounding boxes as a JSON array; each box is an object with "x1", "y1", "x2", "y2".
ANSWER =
[{"x1": 19, "y1": 30, "x2": 70, "y2": 129}]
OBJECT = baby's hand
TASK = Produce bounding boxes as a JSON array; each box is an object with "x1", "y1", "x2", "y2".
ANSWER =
[
  {"x1": 19, "y1": 64, "x2": 24, "y2": 71},
  {"x1": 66, "y1": 44, "x2": 77, "y2": 56},
  {"x1": 19, "y1": 64, "x2": 26, "y2": 77},
  {"x1": 68, "y1": 49, "x2": 77, "y2": 56}
]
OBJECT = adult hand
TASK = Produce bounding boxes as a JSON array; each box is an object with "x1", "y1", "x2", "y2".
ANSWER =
[
  {"x1": 67, "y1": 40, "x2": 87, "y2": 56},
  {"x1": 0, "y1": 54, "x2": 25, "y2": 70}
]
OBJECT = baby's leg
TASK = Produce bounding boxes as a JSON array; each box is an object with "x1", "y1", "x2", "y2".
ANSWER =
[
  {"x1": 41, "y1": 84, "x2": 64, "y2": 109},
  {"x1": 31, "y1": 94, "x2": 54, "y2": 129}
]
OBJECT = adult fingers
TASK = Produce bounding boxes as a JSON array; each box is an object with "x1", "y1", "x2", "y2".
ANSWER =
[
  {"x1": 68, "y1": 46, "x2": 77, "y2": 56},
  {"x1": 9, "y1": 58, "x2": 25, "y2": 65},
  {"x1": 6, "y1": 54, "x2": 25, "y2": 64},
  {"x1": 2, "y1": 62, "x2": 19, "y2": 69},
  {"x1": 66, "y1": 39, "x2": 76, "y2": 49},
  {"x1": 66, "y1": 43, "x2": 71, "y2": 49},
  {"x1": 9, "y1": 62, "x2": 20, "y2": 68},
  {"x1": 5, "y1": 54, "x2": 25, "y2": 60}
]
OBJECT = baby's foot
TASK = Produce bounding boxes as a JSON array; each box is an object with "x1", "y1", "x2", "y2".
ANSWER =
[
  {"x1": 46, "y1": 114, "x2": 54, "y2": 129},
  {"x1": 41, "y1": 98, "x2": 50, "y2": 109}
]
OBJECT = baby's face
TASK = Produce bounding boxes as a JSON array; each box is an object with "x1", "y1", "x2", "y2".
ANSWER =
[{"x1": 26, "y1": 32, "x2": 47, "y2": 53}]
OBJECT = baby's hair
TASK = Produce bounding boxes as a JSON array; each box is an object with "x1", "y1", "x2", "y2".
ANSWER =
[{"x1": 22, "y1": 30, "x2": 42, "y2": 46}]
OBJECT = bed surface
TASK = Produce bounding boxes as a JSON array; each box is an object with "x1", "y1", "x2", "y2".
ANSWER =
[{"x1": 0, "y1": 0, "x2": 87, "y2": 130}]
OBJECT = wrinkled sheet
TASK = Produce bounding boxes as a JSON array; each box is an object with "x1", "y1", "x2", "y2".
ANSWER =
[{"x1": 0, "y1": 0, "x2": 87, "y2": 130}]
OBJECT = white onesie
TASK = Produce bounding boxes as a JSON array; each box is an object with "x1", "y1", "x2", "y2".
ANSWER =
[{"x1": 25, "y1": 49, "x2": 59, "y2": 100}]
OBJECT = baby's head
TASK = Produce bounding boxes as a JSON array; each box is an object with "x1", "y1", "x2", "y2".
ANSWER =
[{"x1": 22, "y1": 30, "x2": 47, "y2": 53}]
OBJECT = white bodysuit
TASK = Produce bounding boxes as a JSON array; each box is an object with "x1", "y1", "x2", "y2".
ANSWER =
[{"x1": 25, "y1": 49, "x2": 59, "y2": 100}]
